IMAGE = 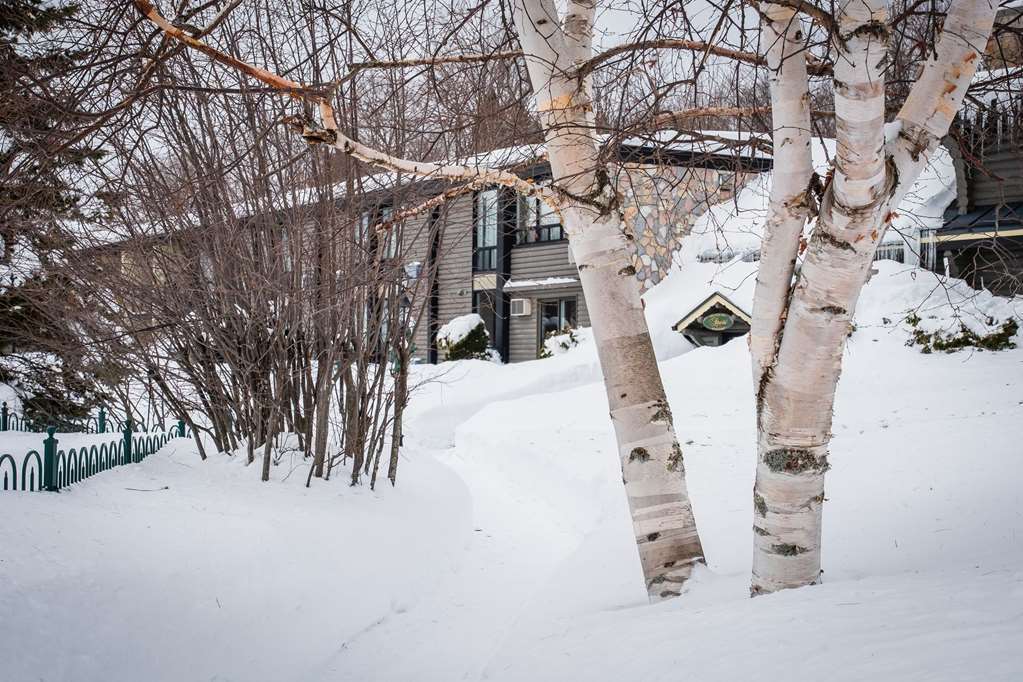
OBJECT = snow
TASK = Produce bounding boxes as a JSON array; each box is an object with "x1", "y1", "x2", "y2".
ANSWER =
[
  {"x1": 687, "y1": 137, "x2": 957, "y2": 264},
  {"x1": 0, "y1": 382, "x2": 20, "y2": 411},
  {"x1": 504, "y1": 276, "x2": 578, "y2": 289},
  {"x1": 435, "y1": 312, "x2": 486, "y2": 346},
  {"x1": 540, "y1": 326, "x2": 592, "y2": 357},
  {"x1": 4, "y1": 107, "x2": 1022, "y2": 678},
  {"x1": 2, "y1": 261, "x2": 1021, "y2": 681}
]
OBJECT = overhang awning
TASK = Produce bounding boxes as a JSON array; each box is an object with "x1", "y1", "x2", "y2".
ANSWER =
[
  {"x1": 503, "y1": 276, "x2": 579, "y2": 292},
  {"x1": 926, "y1": 202, "x2": 1023, "y2": 243}
]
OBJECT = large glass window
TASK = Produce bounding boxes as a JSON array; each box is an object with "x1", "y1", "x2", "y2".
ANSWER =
[
  {"x1": 379, "y1": 205, "x2": 397, "y2": 259},
  {"x1": 538, "y1": 297, "x2": 577, "y2": 343},
  {"x1": 518, "y1": 195, "x2": 562, "y2": 244},
  {"x1": 361, "y1": 205, "x2": 397, "y2": 259},
  {"x1": 474, "y1": 189, "x2": 499, "y2": 270}
]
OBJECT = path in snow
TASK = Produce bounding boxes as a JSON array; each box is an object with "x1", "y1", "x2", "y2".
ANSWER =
[{"x1": 1, "y1": 318, "x2": 1021, "y2": 681}]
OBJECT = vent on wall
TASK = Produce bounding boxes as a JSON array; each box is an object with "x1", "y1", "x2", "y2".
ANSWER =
[{"x1": 510, "y1": 298, "x2": 531, "y2": 316}]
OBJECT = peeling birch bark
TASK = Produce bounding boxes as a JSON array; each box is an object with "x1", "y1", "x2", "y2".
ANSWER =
[
  {"x1": 751, "y1": 0, "x2": 997, "y2": 595},
  {"x1": 749, "y1": 4, "x2": 815, "y2": 388},
  {"x1": 515, "y1": 0, "x2": 704, "y2": 600}
]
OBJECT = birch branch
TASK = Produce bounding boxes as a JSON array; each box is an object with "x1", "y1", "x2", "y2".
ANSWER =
[
  {"x1": 888, "y1": 2, "x2": 998, "y2": 204},
  {"x1": 577, "y1": 36, "x2": 832, "y2": 78},
  {"x1": 749, "y1": 3, "x2": 815, "y2": 389},
  {"x1": 744, "y1": 0, "x2": 838, "y2": 36}
]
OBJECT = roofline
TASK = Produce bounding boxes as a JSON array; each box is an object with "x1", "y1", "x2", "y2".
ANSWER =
[{"x1": 347, "y1": 140, "x2": 773, "y2": 208}]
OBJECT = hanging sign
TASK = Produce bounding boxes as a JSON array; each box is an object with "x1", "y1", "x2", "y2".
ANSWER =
[{"x1": 701, "y1": 313, "x2": 734, "y2": 331}]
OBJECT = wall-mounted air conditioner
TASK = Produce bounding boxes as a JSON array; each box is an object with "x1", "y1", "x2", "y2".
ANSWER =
[{"x1": 510, "y1": 298, "x2": 531, "y2": 316}]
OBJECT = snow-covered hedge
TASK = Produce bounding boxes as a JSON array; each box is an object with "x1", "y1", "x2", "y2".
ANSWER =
[{"x1": 436, "y1": 313, "x2": 491, "y2": 361}]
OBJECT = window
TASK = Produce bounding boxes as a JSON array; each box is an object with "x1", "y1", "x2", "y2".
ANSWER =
[
  {"x1": 359, "y1": 205, "x2": 398, "y2": 259},
  {"x1": 474, "y1": 189, "x2": 499, "y2": 270},
  {"x1": 538, "y1": 298, "x2": 577, "y2": 344},
  {"x1": 718, "y1": 171, "x2": 736, "y2": 194},
  {"x1": 379, "y1": 205, "x2": 397, "y2": 259},
  {"x1": 518, "y1": 195, "x2": 563, "y2": 244}
]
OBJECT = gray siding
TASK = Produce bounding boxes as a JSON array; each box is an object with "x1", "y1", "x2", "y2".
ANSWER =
[
  {"x1": 399, "y1": 213, "x2": 434, "y2": 363},
  {"x1": 507, "y1": 283, "x2": 590, "y2": 363},
  {"x1": 509, "y1": 241, "x2": 577, "y2": 279},
  {"x1": 434, "y1": 195, "x2": 475, "y2": 348},
  {"x1": 506, "y1": 241, "x2": 588, "y2": 362},
  {"x1": 969, "y1": 147, "x2": 1023, "y2": 208}
]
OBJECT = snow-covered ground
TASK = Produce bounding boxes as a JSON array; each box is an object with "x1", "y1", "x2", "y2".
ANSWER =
[{"x1": 2, "y1": 262, "x2": 1022, "y2": 681}]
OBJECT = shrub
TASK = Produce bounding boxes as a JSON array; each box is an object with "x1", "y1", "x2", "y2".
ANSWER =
[
  {"x1": 538, "y1": 327, "x2": 579, "y2": 359},
  {"x1": 437, "y1": 313, "x2": 491, "y2": 361},
  {"x1": 906, "y1": 317, "x2": 1018, "y2": 354}
]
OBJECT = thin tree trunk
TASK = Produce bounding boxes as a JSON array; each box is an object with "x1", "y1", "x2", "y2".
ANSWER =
[
  {"x1": 387, "y1": 349, "x2": 408, "y2": 485},
  {"x1": 311, "y1": 354, "x2": 333, "y2": 478}
]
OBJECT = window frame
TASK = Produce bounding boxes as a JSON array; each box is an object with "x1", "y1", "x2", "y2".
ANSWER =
[
  {"x1": 473, "y1": 189, "x2": 500, "y2": 271},
  {"x1": 537, "y1": 296, "x2": 578, "y2": 346},
  {"x1": 517, "y1": 194, "x2": 564, "y2": 245}
]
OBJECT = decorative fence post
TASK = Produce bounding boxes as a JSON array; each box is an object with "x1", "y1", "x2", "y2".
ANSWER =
[
  {"x1": 123, "y1": 419, "x2": 133, "y2": 465},
  {"x1": 98, "y1": 407, "x2": 106, "y2": 434},
  {"x1": 43, "y1": 426, "x2": 58, "y2": 492},
  {"x1": 178, "y1": 418, "x2": 186, "y2": 438},
  {"x1": 1, "y1": 402, "x2": 7, "y2": 431}
]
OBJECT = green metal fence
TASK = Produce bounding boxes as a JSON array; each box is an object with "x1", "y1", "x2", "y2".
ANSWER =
[{"x1": 0, "y1": 417, "x2": 188, "y2": 493}]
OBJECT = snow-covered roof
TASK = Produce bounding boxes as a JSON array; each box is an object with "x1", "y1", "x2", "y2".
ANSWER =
[
  {"x1": 681, "y1": 135, "x2": 957, "y2": 263},
  {"x1": 619, "y1": 129, "x2": 771, "y2": 160},
  {"x1": 672, "y1": 291, "x2": 752, "y2": 331}
]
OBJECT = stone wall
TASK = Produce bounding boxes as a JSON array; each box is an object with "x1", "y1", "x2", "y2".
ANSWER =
[{"x1": 620, "y1": 163, "x2": 749, "y2": 289}]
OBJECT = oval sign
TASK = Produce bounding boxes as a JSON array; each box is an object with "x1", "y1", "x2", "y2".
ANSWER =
[{"x1": 702, "y1": 312, "x2": 734, "y2": 331}]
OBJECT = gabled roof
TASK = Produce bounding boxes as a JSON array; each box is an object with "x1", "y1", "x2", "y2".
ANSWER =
[{"x1": 672, "y1": 291, "x2": 752, "y2": 332}]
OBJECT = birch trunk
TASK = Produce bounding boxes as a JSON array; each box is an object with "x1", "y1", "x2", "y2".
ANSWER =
[
  {"x1": 751, "y1": 0, "x2": 996, "y2": 595},
  {"x1": 749, "y1": 4, "x2": 814, "y2": 388},
  {"x1": 515, "y1": 0, "x2": 704, "y2": 600}
]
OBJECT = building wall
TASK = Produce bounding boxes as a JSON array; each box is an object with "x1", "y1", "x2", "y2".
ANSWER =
[
  {"x1": 506, "y1": 241, "x2": 590, "y2": 363},
  {"x1": 398, "y1": 212, "x2": 435, "y2": 363},
  {"x1": 435, "y1": 198, "x2": 475, "y2": 320},
  {"x1": 409, "y1": 163, "x2": 758, "y2": 363},
  {"x1": 966, "y1": 146, "x2": 1023, "y2": 208},
  {"x1": 986, "y1": 7, "x2": 1023, "y2": 70}
]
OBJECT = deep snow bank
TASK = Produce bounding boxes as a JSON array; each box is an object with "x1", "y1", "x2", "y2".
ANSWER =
[{"x1": 0, "y1": 264, "x2": 1020, "y2": 682}]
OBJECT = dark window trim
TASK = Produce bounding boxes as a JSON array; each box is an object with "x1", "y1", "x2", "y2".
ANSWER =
[
  {"x1": 516, "y1": 194, "x2": 564, "y2": 245},
  {"x1": 473, "y1": 189, "x2": 501, "y2": 272},
  {"x1": 536, "y1": 296, "x2": 578, "y2": 349}
]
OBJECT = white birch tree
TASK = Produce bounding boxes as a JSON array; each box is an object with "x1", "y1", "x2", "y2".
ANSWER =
[
  {"x1": 511, "y1": 0, "x2": 704, "y2": 600},
  {"x1": 750, "y1": 0, "x2": 998, "y2": 594}
]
